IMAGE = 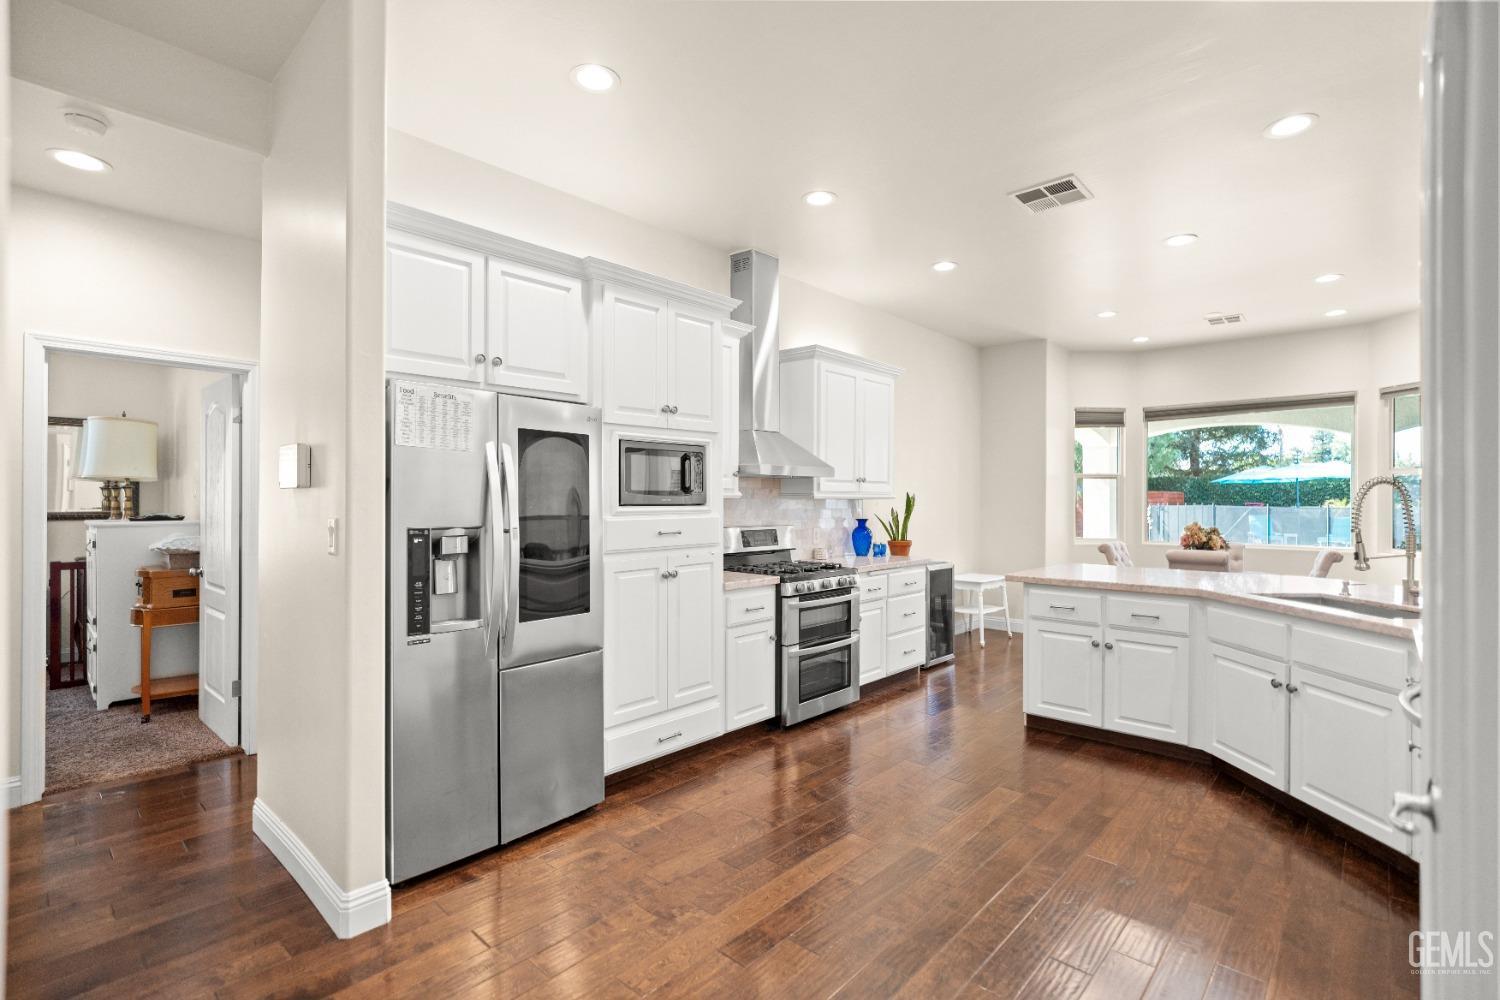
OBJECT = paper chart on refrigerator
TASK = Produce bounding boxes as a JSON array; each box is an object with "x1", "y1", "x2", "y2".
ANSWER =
[{"x1": 393, "y1": 380, "x2": 473, "y2": 451}]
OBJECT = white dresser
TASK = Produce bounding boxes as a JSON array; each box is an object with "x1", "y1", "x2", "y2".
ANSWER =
[{"x1": 84, "y1": 520, "x2": 200, "y2": 710}]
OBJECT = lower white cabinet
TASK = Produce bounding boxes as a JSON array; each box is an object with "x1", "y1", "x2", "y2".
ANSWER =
[
  {"x1": 853, "y1": 569, "x2": 925, "y2": 685},
  {"x1": 1025, "y1": 618, "x2": 1103, "y2": 727},
  {"x1": 1102, "y1": 628, "x2": 1190, "y2": 745},
  {"x1": 726, "y1": 619, "x2": 776, "y2": 730},
  {"x1": 858, "y1": 600, "x2": 886, "y2": 685},
  {"x1": 1207, "y1": 642, "x2": 1288, "y2": 788}
]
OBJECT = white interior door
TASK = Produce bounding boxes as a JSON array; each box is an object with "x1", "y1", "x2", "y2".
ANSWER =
[{"x1": 198, "y1": 376, "x2": 241, "y2": 745}]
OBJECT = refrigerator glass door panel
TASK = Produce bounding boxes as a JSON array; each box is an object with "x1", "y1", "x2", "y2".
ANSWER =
[
  {"x1": 499, "y1": 649, "x2": 605, "y2": 843},
  {"x1": 927, "y1": 565, "x2": 955, "y2": 665},
  {"x1": 497, "y1": 396, "x2": 603, "y2": 669}
]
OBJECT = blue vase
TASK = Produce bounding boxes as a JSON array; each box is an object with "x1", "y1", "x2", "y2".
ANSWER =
[{"x1": 851, "y1": 518, "x2": 873, "y2": 557}]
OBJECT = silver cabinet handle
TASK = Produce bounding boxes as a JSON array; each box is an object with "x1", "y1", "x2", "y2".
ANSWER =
[
  {"x1": 1389, "y1": 779, "x2": 1440, "y2": 835},
  {"x1": 1270, "y1": 678, "x2": 1284, "y2": 688},
  {"x1": 474, "y1": 353, "x2": 487, "y2": 364},
  {"x1": 1130, "y1": 613, "x2": 1160, "y2": 621},
  {"x1": 670, "y1": 405, "x2": 679, "y2": 414},
  {"x1": 903, "y1": 611, "x2": 917, "y2": 618},
  {"x1": 1286, "y1": 682, "x2": 1300, "y2": 694},
  {"x1": 903, "y1": 648, "x2": 917, "y2": 655},
  {"x1": 1408, "y1": 739, "x2": 1421, "y2": 754},
  {"x1": 769, "y1": 633, "x2": 777, "y2": 643},
  {"x1": 187, "y1": 567, "x2": 203, "y2": 578},
  {"x1": 1049, "y1": 604, "x2": 1075, "y2": 611},
  {"x1": 1103, "y1": 641, "x2": 1114, "y2": 650},
  {"x1": 492, "y1": 356, "x2": 503, "y2": 367},
  {"x1": 743, "y1": 605, "x2": 765, "y2": 612},
  {"x1": 1397, "y1": 682, "x2": 1422, "y2": 726},
  {"x1": 657, "y1": 731, "x2": 683, "y2": 744},
  {"x1": 661, "y1": 571, "x2": 672, "y2": 580},
  {"x1": 904, "y1": 580, "x2": 919, "y2": 587},
  {"x1": 1090, "y1": 639, "x2": 1100, "y2": 648},
  {"x1": 660, "y1": 404, "x2": 671, "y2": 413},
  {"x1": 670, "y1": 569, "x2": 679, "y2": 578},
  {"x1": 658, "y1": 529, "x2": 683, "y2": 536}
]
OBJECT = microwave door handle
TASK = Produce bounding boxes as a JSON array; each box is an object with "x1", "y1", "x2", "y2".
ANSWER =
[
  {"x1": 484, "y1": 442, "x2": 504, "y2": 659},
  {"x1": 500, "y1": 440, "x2": 521, "y2": 659},
  {"x1": 680, "y1": 452, "x2": 692, "y2": 495}
]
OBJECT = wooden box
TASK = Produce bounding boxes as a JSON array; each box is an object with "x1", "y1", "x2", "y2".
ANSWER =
[{"x1": 134, "y1": 568, "x2": 199, "y2": 610}]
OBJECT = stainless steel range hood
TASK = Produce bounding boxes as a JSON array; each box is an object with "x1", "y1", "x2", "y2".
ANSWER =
[{"x1": 729, "y1": 249, "x2": 834, "y2": 478}]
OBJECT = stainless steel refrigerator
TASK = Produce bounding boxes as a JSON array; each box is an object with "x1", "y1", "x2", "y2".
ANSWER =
[{"x1": 387, "y1": 380, "x2": 604, "y2": 883}]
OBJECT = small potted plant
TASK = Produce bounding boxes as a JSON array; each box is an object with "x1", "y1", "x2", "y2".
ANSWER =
[{"x1": 874, "y1": 493, "x2": 916, "y2": 557}]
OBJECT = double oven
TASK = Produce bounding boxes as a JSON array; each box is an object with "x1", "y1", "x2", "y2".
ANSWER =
[{"x1": 780, "y1": 584, "x2": 860, "y2": 725}]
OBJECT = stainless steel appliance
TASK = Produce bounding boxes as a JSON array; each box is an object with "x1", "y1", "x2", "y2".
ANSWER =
[
  {"x1": 926, "y1": 562, "x2": 955, "y2": 667},
  {"x1": 387, "y1": 380, "x2": 604, "y2": 883},
  {"x1": 618, "y1": 438, "x2": 707, "y2": 506},
  {"x1": 723, "y1": 526, "x2": 861, "y2": 726}
]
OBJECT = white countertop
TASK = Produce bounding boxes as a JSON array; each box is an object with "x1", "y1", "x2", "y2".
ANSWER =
[
  {"x1": 843, "y1": 555, "x2": 941, "y2": 574},
  {"x1": 1008, "y1": 564, "x2": 1421, "y2": 643},
  {"x1": 724, "y1": 571, "x2": 778, "y2": 592}
]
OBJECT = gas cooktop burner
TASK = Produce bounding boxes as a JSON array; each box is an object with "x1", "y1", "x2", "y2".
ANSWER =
[{"x1": 735, "y1": 560, "x2": 859, "y2": 596}]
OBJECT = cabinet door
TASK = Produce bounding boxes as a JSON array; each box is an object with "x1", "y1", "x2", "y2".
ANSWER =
[
  {"x1": 1103, "y1": 628, "x2": 1190, "y2": 745},
  {"x1": 386, "y1": 231, "x2": 485, "y2": 381},
  {"x1": 666, "y1": 306, "x2": 718, "y2": 432},
  {"x1": 1288, "y1": 666, "x2": 1412, "y2": 852},
  {"x1": 726, "y1": 620, "x2": 776, "y2": 730},
  {"x1": 486, "y1": 257, "x2": 588, "y2": 400},
  {"x1": 1024, "y1": 620, "x2": 1102, "y2": 726},
  {"x1": 1207, "y1": 643, "x2": 1288, "y2": 789},
  {"x1": 603, "y1": 553, "x2": 668, "y2": 726},
  {"x1": 858, "y1": 601, "x2": 887, "y2": 685},
  {"x1": 601, "y1": 288, "x2": 669, "y2": 427},
  {"x1": 667, "y1": 549, "x2": 720, "y2": 708},
  {"x1": 721, "y1": 333, "x2": 741, "y2": 496},
  {"x1": 815, "y1": 364, "x2": 861, "y2": 496},
  {"x1": 857, "y1": 372, "x2": 895, "y2": 498}
]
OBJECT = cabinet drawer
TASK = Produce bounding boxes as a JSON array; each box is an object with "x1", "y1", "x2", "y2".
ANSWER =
[
  {"x1": 1106, "y1": 595, "x2": 1190, "y2": 636},
  {"x1": 886, "y1": 593, "x2": 926, "y2": 636},
  {"x1": 886, "y1": 568, "x2": 927, "y2": 598},
  {"x1": 1291, "y1": 623, "x2": 1410, "y2": 692},
  {"x1": 1206, "y1": 604, "x2": 1288, "y2": 660},
  {"x1": 886, "y1": 629, "x2": 926, "y2": 674},
  {"x1": 605, "y1": 514, "x2": 719, "y2": 553},
  {"x1": 605, "y1": 698, "x2": 723, "y2": 774},
  {"x1": 1027, "y1": 588, "x2": 1102, "y2": 625},
  {"x1": 857, "y1": 575, "x2": 888, "y2": 603},
  {"x1": 726, "y1": 587, "x2": 776, "y2": 627}
]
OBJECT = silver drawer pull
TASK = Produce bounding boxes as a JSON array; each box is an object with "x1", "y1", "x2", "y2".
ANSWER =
[
  {"x1": 904, "y1": 580, "x2": 919, "y2": 587},
  {"x1": 1130, "y1": 613, "x2": 1160, "y2": 621},
  {"x1": 743, "y1": 605, "x2": 765, "y2": 612},
  {"x1": 1049, "y1": 604, "x2": 1075, "y2": 611},
  {"x1": 658, "y1": 529, "x2": 683, "y2": 536},
  {"x1": 657, "y1": 731, "x2": 683, "y2": 744},
  {"x1": 903, "y1": 611, "x2": 917, "y2": 617},
  {"x1": 903, "y1": 648, "x2": 917, "y2": 655}
]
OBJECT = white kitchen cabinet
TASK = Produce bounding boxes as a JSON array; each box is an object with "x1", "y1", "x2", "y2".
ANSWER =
[
  {"x1": 666, "y1": 548, "x2": 721, "y2": 707},
  {"x1": 386, "y1": 229, "x2": 485, "y2": 382},
  {"x1": 1206, "y1": 642, "x2": 1288, "y2": 789},
  {"x1": 1024, "y1": 618, "x2": 1103, "y2": 727},
  {"x1": 779, "y1": 346, "x2": 902, "y2": 500},
  {"x1": 1102, "y1": 628, "x2": 1190, "y2": 745},
  {"x1": 1288, "y1": 666, "x2": 1412, "y2": 852},
  {"x1": 725, "y1": 593, "x2": 776, "y2": 731},
  {"x1": 858, "y1": 599, "x2": 887, "y2": 685},
  {"x1": 720, "y1": 323, "x2": 750, "y2": 496},
  {"x1": 485, "y1": 256, "x2": 588, "y2": 400},
  {"x1": 665, "y1": 306, "x2": 719, "y2": 432},
  {"x1": 599, "y1": 286, "x2": 671, "y2": 427},
  {"x1": 603, "y1": 551, "x2": 670, "y2": 727}
]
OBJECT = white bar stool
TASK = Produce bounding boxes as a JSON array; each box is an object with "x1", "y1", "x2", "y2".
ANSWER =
[{"x1": 954, "y1": 573, "x2": 1011, "y2": 646}]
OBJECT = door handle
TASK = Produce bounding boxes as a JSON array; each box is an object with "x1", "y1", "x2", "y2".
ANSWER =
[
  {"x1": 500, "y1": 441, "x2": 521, "y2": 659},
  {"x1": 1389, "y1": 779, "x2": 1440, "y2": 834},
  {"x1": 187, "y1": 567, "x2": 203, "y2": 578},
  {"x1": 1397, "y1": 682, "x2": 1422, "y2": 726},
  {"x1": 484, "y1": 442, "x2": 505, "y2": 658}
]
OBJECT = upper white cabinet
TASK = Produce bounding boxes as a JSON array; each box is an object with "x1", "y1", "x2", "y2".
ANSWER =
[
  {"x1": 779, "y1": 346, "x2": 902, "y2": 499},
  {"x1": 720, "y1": 321, "x2": 751, "y2": 496},
  {"x1": 386, "y1": 229, "x2": 485, "y2": 382},
  {"x1": 666, "y1": 306, "x2": 719, "y2": 432},
  {"x1": 485, "y1": 257, "x2": 588, "y2": 399},
  {"x1": 598, "y1": 286, "x2": 670, "y2": 426}
]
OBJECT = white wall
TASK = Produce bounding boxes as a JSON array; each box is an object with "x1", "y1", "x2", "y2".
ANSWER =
[
  {"x1": 387, "y1": 130, "x2": 986, "y2": 568},
  {"x1": 253, "y1": 0, "x2": 388, "y2": 928}
]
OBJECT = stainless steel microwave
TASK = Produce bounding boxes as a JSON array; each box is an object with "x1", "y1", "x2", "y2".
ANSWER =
[{"x1": 619, "y1": 439, "x2": 707, "y2": 506}]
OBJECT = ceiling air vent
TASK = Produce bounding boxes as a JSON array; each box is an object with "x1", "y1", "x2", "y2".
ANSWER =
[
  {"x1": 1204, "y1": 312, "x2": 1247, "y2": 326},
  {"x1": 1009, "y1": 174, "x2": 1094, "y2": 215}
]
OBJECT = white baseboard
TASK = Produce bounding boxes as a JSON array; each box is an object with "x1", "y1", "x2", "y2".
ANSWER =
[
  {"x1": 5, "y1": 775, "x2": 21, "y2": 809},
  {"x1": 252, "y1": 797, "x2": 390, "y2": 939}
]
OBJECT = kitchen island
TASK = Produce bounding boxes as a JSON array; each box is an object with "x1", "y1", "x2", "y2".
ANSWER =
[{"x1": 1010, "y1": 564, "x2": 1424, "y2": 863}]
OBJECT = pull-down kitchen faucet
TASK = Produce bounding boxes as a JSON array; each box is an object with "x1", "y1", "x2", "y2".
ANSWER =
[{"x1": 1350, "y1": 475, "x2": 1420, "y2": 602}]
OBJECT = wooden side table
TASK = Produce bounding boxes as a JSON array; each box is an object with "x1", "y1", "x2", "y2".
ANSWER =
[
  {"x1": 130, "y1": 568, "x2": 201, "y2": 722},
  {"x1": 954, "y1": 573, "x2": 1012, "y2": 646}
]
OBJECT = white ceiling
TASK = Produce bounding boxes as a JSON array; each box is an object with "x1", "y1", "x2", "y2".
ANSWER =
[
  {"x1": 11, "y1": 79, "x2": 263, "y2": 238},
  {"x1": 387, "y1": 0, "x2": 1428, "y2": 349},
  {"x1": 52, "y1": 0, "x2": 322, "y2": 81}
]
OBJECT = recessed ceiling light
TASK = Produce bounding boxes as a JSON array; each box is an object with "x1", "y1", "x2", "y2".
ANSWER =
[
  {"x1": 1096, "y1": 310, "x2": 1117, "y2": 319},
  {"x1": 803, "y1": 190, "x2": 837, "y2": 207},
  {"x1": 1264, "y1": 113, "x2": 1319, "y2": 139},
  {"x1": 1314, "y1": 273, "x2": 1344, "y2": 284},
  {"x1": 1132, "y1": 336, "x2": 1150, "y2": 344},
  {"x1": 1325, "y1": 308, "x2": 1348, "y2": 318},
  {"x1": 48, "y1": 148, "x2": 111, "y2": 173},
  {"x1": 1162, "y1": 233, "x2": 1198, "y2": 248},
  {"x1": 570, "y1": 63, "x2": 620, "y2": 93},
  {"x1": 931, "y1": 260, "x2": 958, "y2": 273}
]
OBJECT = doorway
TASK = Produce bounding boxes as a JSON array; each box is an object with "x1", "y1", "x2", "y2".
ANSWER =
[{"x1": 19, "y1": 334, "x2": 260, "y2": 804}]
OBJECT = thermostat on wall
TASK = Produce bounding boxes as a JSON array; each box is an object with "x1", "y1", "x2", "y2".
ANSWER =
[{"x1": 278, "y1": 443, "x2": 311, "y2": 489}]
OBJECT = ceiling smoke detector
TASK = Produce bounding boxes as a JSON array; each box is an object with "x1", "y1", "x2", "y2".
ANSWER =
[
  {"x1": 63, "y1": 109, "x2": 110, "y2": 136},
  {"x1": 1204, "y1": 312, "x2": 1247, "y2": 326},
  {"x1": 1009, "y1": 174, "x2": 1093, "y2": 215}
]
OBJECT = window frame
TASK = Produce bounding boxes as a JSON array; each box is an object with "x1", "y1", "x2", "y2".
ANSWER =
[
  {"x1": 1386, "y1": 385, "x2": 1422, "y2": 551},
  {"x1": 1074, "y1": 410, "x2": 1124, "y2": 542}
]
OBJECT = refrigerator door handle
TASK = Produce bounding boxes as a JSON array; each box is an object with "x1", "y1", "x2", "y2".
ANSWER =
[
  {"x1": 485, "y1": 441, "x2": 505, "y2": 659},
  {"x1": 500, "y1": 440, "x2": 521, "y2": 659}
]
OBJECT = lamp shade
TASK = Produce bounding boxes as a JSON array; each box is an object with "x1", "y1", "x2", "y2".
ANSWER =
[{"x1": 78, "y1": 416, "x2": 158, "y2": 482}]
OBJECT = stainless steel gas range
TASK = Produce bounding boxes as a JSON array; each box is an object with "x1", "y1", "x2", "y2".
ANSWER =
[{"x1": 724, "y1": 526, "x2": 861, "y2": 726}]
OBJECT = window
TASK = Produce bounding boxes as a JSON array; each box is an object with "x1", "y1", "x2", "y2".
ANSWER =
[
  {"x1": 1143, "y1": 394, "x2": 1356, "y2": 548},
  {"x1": 1388, "y1": 386, "x2": 1421, "y2": 549},
  {"x1": 1075, "y1": 409, "x2": 1123, "y2": 540}
]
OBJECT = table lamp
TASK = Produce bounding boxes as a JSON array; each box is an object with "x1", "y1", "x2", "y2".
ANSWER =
[{"x1": 78, "y1": 415, "x2": 158, "y2": 519}]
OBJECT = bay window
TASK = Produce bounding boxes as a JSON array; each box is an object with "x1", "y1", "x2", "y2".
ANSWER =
[{"x1": 1074, "y1": 408, "x2": 1124, "y2": 540}]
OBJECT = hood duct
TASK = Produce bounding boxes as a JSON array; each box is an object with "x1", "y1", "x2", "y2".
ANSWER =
[{"x1": 729, "y1": 250, "x2": 835, "y2": 478}]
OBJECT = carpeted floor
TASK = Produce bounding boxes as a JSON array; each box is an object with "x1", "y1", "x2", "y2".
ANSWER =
[{"x1": 45, "y1": 684, "x2": 240, "y2": 794}]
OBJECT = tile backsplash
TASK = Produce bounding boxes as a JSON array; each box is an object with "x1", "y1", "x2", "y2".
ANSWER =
[{"x1": 725, "y1": 477, "x2": 866, "y2": 559}]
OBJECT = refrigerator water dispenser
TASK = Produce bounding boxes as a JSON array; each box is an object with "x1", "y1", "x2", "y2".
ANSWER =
[{"x1": 406, "y1": 527, "x2": 482, "y2": 635}]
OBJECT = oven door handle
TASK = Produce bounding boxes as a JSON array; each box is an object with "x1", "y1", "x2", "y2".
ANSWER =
[
  {"x1": 792, "y1": 591, "x2": 856, "y2": 610},
  {"x1": 789, "y1": 634, "x2": 858, "y2": 656}
]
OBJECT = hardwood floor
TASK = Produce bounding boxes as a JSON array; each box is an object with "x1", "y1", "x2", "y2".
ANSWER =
[{"x1": 7, "y1": 632, "x2": 1418, "y2": 999}]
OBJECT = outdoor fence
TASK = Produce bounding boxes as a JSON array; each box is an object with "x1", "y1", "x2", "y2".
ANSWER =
[{"x1": 1147, "y1": 503, "x2": 1353, "y2": 547}]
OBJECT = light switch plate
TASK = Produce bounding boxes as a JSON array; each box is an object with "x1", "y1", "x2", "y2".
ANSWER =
[{"x1": 279, "y1": 443, "x2": 311, "y2": 489}]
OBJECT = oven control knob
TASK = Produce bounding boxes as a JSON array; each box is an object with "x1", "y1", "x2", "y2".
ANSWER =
[
  {"x1": 820, "y1": 578, "x2": 835, "y2": 590},
  {"x1": 842, "y1": 576, "x2": 855, "y2": 588},
  {"x1": 793, "y1": 582, "x2": 808, "y2": 594}
]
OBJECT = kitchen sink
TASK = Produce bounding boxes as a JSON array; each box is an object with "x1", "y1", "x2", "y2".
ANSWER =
[{"x1": 1269, "y1": 593, "x2": 1422, "y2": 620}]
